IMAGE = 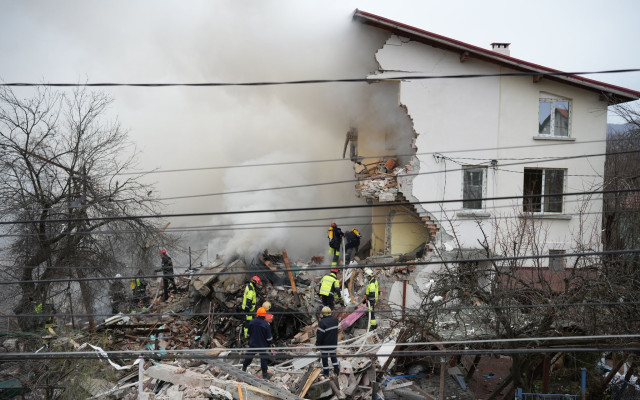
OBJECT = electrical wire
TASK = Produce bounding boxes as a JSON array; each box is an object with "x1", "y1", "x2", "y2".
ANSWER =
[
  {"x1": 6, "y1": 194, "x2": 640, "y2": 239},
  {"x1": 1, "y1": 248, "x2": 638, "y2": 286},
  {"x1": 3, "y1": 298, "x2": 639, "y2": 320},
  {"x1": 112, "y1": 136, "x2": 639, "y2": 177},
  {"x1": 2, "y1": 68, "x2": 639, "y2": 88},
  {"x1": 1, "y1": 187, "x2": 638, "y2": 227}
]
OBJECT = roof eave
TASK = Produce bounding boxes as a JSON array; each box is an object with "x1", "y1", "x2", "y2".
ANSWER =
[{"x1": 354, "y1": 9, "x2": 640, "y2": 105}]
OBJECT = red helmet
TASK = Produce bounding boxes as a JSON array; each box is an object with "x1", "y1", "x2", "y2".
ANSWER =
[
  {"x1": 160, "y1": 248, "x2": 167, "y2": 255},
  {"x1": 251, "y1": 275, "x2": 261, "y2": 285},
  {"x1": 331, "y1": 222, "x2": 337, "y2": 228},
  {"x1": 331, "y1": 268, "x2": 339, "y2": 274}
]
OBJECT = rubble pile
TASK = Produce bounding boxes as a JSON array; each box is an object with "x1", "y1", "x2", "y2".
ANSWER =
[
  {"x1": 0, "y1": 252, "x2": 482, "y2": 400},
  {"x1": 355, "y1": 158, "x2": 401, "y2": 202}
]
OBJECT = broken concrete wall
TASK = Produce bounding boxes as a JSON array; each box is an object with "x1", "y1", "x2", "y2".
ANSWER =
[{"x1": 370, "y1": 205, "x2": 430, "y2": 256}]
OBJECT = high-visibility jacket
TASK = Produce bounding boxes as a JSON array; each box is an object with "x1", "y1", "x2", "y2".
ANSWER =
[
  {"x1": 365, "y1": 277, "x2": 379, "y2": 302},
  {"x1": 319, "y1": 273, "x2": 341, "y2": 299},
  {"x1": 242, "y1": 282, "x2": 257, "y2": 312},
  {"x1": 130, "y1": 278, "x2": 144, "y2": 291}
]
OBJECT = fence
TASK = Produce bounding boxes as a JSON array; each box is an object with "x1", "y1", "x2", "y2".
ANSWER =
[{"x1": 515, "y1": 388, "x2": 578, "y2": 400}]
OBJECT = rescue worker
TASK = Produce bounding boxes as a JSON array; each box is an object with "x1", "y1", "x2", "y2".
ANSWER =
[
  {"x1": 160, "y1": 248, "x2": 178, "y2": 301},
  {"x1": 327, "y1": 222, "x2": 343, "y2": 266},
  {"x1": 242, "y1": 307, "x2": 274, "y2": 380},
  {"x1": 242, "y1": 276, "x2": 261, "y2": 339},
  {"x1": 344, "y1": 228, "x2": 361, "y2": 264},
  {"x1": 362, "y1": 268, "x2": 379, "y2": 330},
  {"x1": 130, "y1": 269, "x2": 150, "y2": 310},
  {"x1": 109, "y1": 274, "x2": 127, "y2": 314},
  {"x1": 262, "y1": 301, "x2": 273, "y2": 324},
  {"x1": 316, "y1": 306, "x2": 340, "y2": 377},
  {"x1": 319, "y1": 268, "x2": 342, "y2": 310}
]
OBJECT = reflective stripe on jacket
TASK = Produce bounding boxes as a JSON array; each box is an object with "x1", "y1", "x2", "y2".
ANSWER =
[
  {"x1": 365, "y1": 277, "x2": 379, "y2": 302},
  {"x1": 319, "y1": 273, "x2": 340, "y2": 298},
  {"x1": 317, "y1": 315, "x2": 339, "y2": 349}
]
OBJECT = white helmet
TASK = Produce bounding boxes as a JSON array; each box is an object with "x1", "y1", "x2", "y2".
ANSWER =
[
  {"x1": 364, "y1": 268, "x2": 374, "y2": 277},
  {"x1": 115, "y1": 274, "x2": 122, "y2": 278}
]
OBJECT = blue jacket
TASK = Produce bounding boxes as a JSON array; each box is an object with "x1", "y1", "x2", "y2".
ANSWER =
[
  {"x1": 316, "y1": 315, "x2": 339, "y2": 350},
  {"x1": 248, "y1": 317, "x2": 273, "y2": 349}
]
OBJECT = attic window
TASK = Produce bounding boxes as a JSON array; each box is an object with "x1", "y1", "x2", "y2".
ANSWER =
[{"x1": 538, "y1": 93, "x2": 570, "y2": 137}]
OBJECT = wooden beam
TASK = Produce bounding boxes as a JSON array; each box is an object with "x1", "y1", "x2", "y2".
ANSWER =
[
  {"x1": 189, "y1": 248, "x2": 206, "y2": 268},
  {"x1": 532, "y1": 75, "x2": 543, "y2": 83},
  {"x1": 281, "y1": 250, "x2": 297, "y2": 294},
  {"x1": 299, "y1": 368, "x2": 322, "y2": 398},
  {"x1": 460, "y1": 51, "x2": 470, "y2": 63}
]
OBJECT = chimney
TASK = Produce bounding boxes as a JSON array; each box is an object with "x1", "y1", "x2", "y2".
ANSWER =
[{"x1": 491, "y1": 42, "x2": 511, "y2": 56}]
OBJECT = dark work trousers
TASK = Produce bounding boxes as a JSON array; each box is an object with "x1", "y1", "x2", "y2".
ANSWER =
[
  {"x1": 345, "y1": 247, "x2": 356, "y2": 263},
  {"x1": 162, "y1": 273, "x2": 178, "y2": 300},
  {"x1": 321, "y1": 350, "x2": 339, "y2": 376},
  {"x1": 367, "y1": 299, "x2": 377, "y2": 329},
  {"x1": 242, "y1": 351, "x2": 269, "y2": 371},
  {"x1": 320, "y1": 295, "x2": 335, "y2": 310},
  {"x1": 330, "y1": 247, "x2": 340, "y2": 265}
]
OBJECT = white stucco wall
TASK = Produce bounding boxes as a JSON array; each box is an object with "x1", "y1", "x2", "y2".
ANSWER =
[{"x1": 373, "y1": 35, "x2": 607, "y2": 263}]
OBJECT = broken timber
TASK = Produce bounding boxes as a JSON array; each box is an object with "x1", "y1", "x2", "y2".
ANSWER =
[
  {"x1": 282, "y1": 250, "x2": 301, "y2": 307},
  {"x1": 205, "y1": 359, "x2": 305, "y2": 400}
]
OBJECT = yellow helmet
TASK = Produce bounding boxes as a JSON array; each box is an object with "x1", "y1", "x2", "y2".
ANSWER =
[
  {"x1": 263, "y1": 301, "x2": 272, "y2": 311},
  {"x1": 321, "y1": 306, "x2": 332, "y2": 316}
]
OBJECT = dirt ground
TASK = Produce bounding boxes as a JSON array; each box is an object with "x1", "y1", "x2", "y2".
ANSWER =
[{"x1": 466, "y1": 355, "x2": 513, "y2": 400}]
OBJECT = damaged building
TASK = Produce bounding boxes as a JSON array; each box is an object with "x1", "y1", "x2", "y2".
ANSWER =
[
  {"x1": 2, "y1": 9, "x2": 640, "y2": 400},
  {"x1": 350, "y1": 9, "x2": 639, "y2": 268}
]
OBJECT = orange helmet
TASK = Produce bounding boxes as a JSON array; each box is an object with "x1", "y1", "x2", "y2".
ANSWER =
[
  {"x1": 256, "y1": 307, "x2": 267, "y2": 317},
  {"x1": 251, "y1": 276, "x2": 261, "y2": 285}
]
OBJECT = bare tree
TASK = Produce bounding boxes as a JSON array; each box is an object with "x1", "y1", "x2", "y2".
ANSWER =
[
  {"x1": 0, "y1": 85, "x2": 166, "y2": 331},
  {"x1": 409, "y1": 204, "x2": 632, "y2": 397}
]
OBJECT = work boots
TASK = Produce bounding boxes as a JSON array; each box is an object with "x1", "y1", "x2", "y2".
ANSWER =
[{"x1": 262, "y1": 370, "x2": 273, "y2": 380}]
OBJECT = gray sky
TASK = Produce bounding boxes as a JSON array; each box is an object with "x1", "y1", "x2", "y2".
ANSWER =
[{"x1": 1, "y1": 0, "x2": 639, "y2": 262}]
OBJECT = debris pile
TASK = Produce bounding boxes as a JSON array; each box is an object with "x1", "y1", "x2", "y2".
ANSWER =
[
  {"x1": 355, "y1": 158, "x2": 401, "y2": 202},
  {"x1": 1, "y1": 251, "x2": 483, "y2": 400}
]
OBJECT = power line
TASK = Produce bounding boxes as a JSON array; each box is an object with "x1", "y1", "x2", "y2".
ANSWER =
[
  {"x1": 1, "y1": 248, "x2": 637, "y2": 286},
  {"x1": 115, "y1": 136, "x2": 638, "y2": 177},
  {"x1": 2, "y1": 68, "x2": 640, "y2": 88},
  {"x1": 4, "y1": 300, "x2": 639, "y2": 320},
  {"x1": 2, "y1": 345, "x2": 639, "y2": 362},
  {"x1": 1, "y1": 187, "x2": 637, "y2": 226}
]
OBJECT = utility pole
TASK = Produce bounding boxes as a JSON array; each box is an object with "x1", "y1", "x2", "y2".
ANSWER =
[{"x1": 439, "y1": 357, "x2": 446, "y2": 399}]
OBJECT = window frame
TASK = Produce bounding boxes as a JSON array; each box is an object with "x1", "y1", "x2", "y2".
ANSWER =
[
  {"x1": 462, "y1": 165, "x2": 487, "y2": 210},
  {"x1": 548, "y1": 249, "x2": 566, "y2": 270},
  {"x1": 538, "y1": 93, "x2": 571, "y2": 138},
  {"x1": 523, "y1": 168, "x2": 566, "y2": 214}
]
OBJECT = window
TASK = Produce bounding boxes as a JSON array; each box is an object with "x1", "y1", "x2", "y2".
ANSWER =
[
  {"x1": 538, "y1": 93, "x2": 570, "y2": 137},
  {"x1": 523, "y1": 168, "x2": 565, "y2": 213},
  {"x1": 548, "y1": 249, "x2": 566, "y2": 270},
  {"x1": 463, "y1": 166, "x2": 486, "y2": 209}
]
